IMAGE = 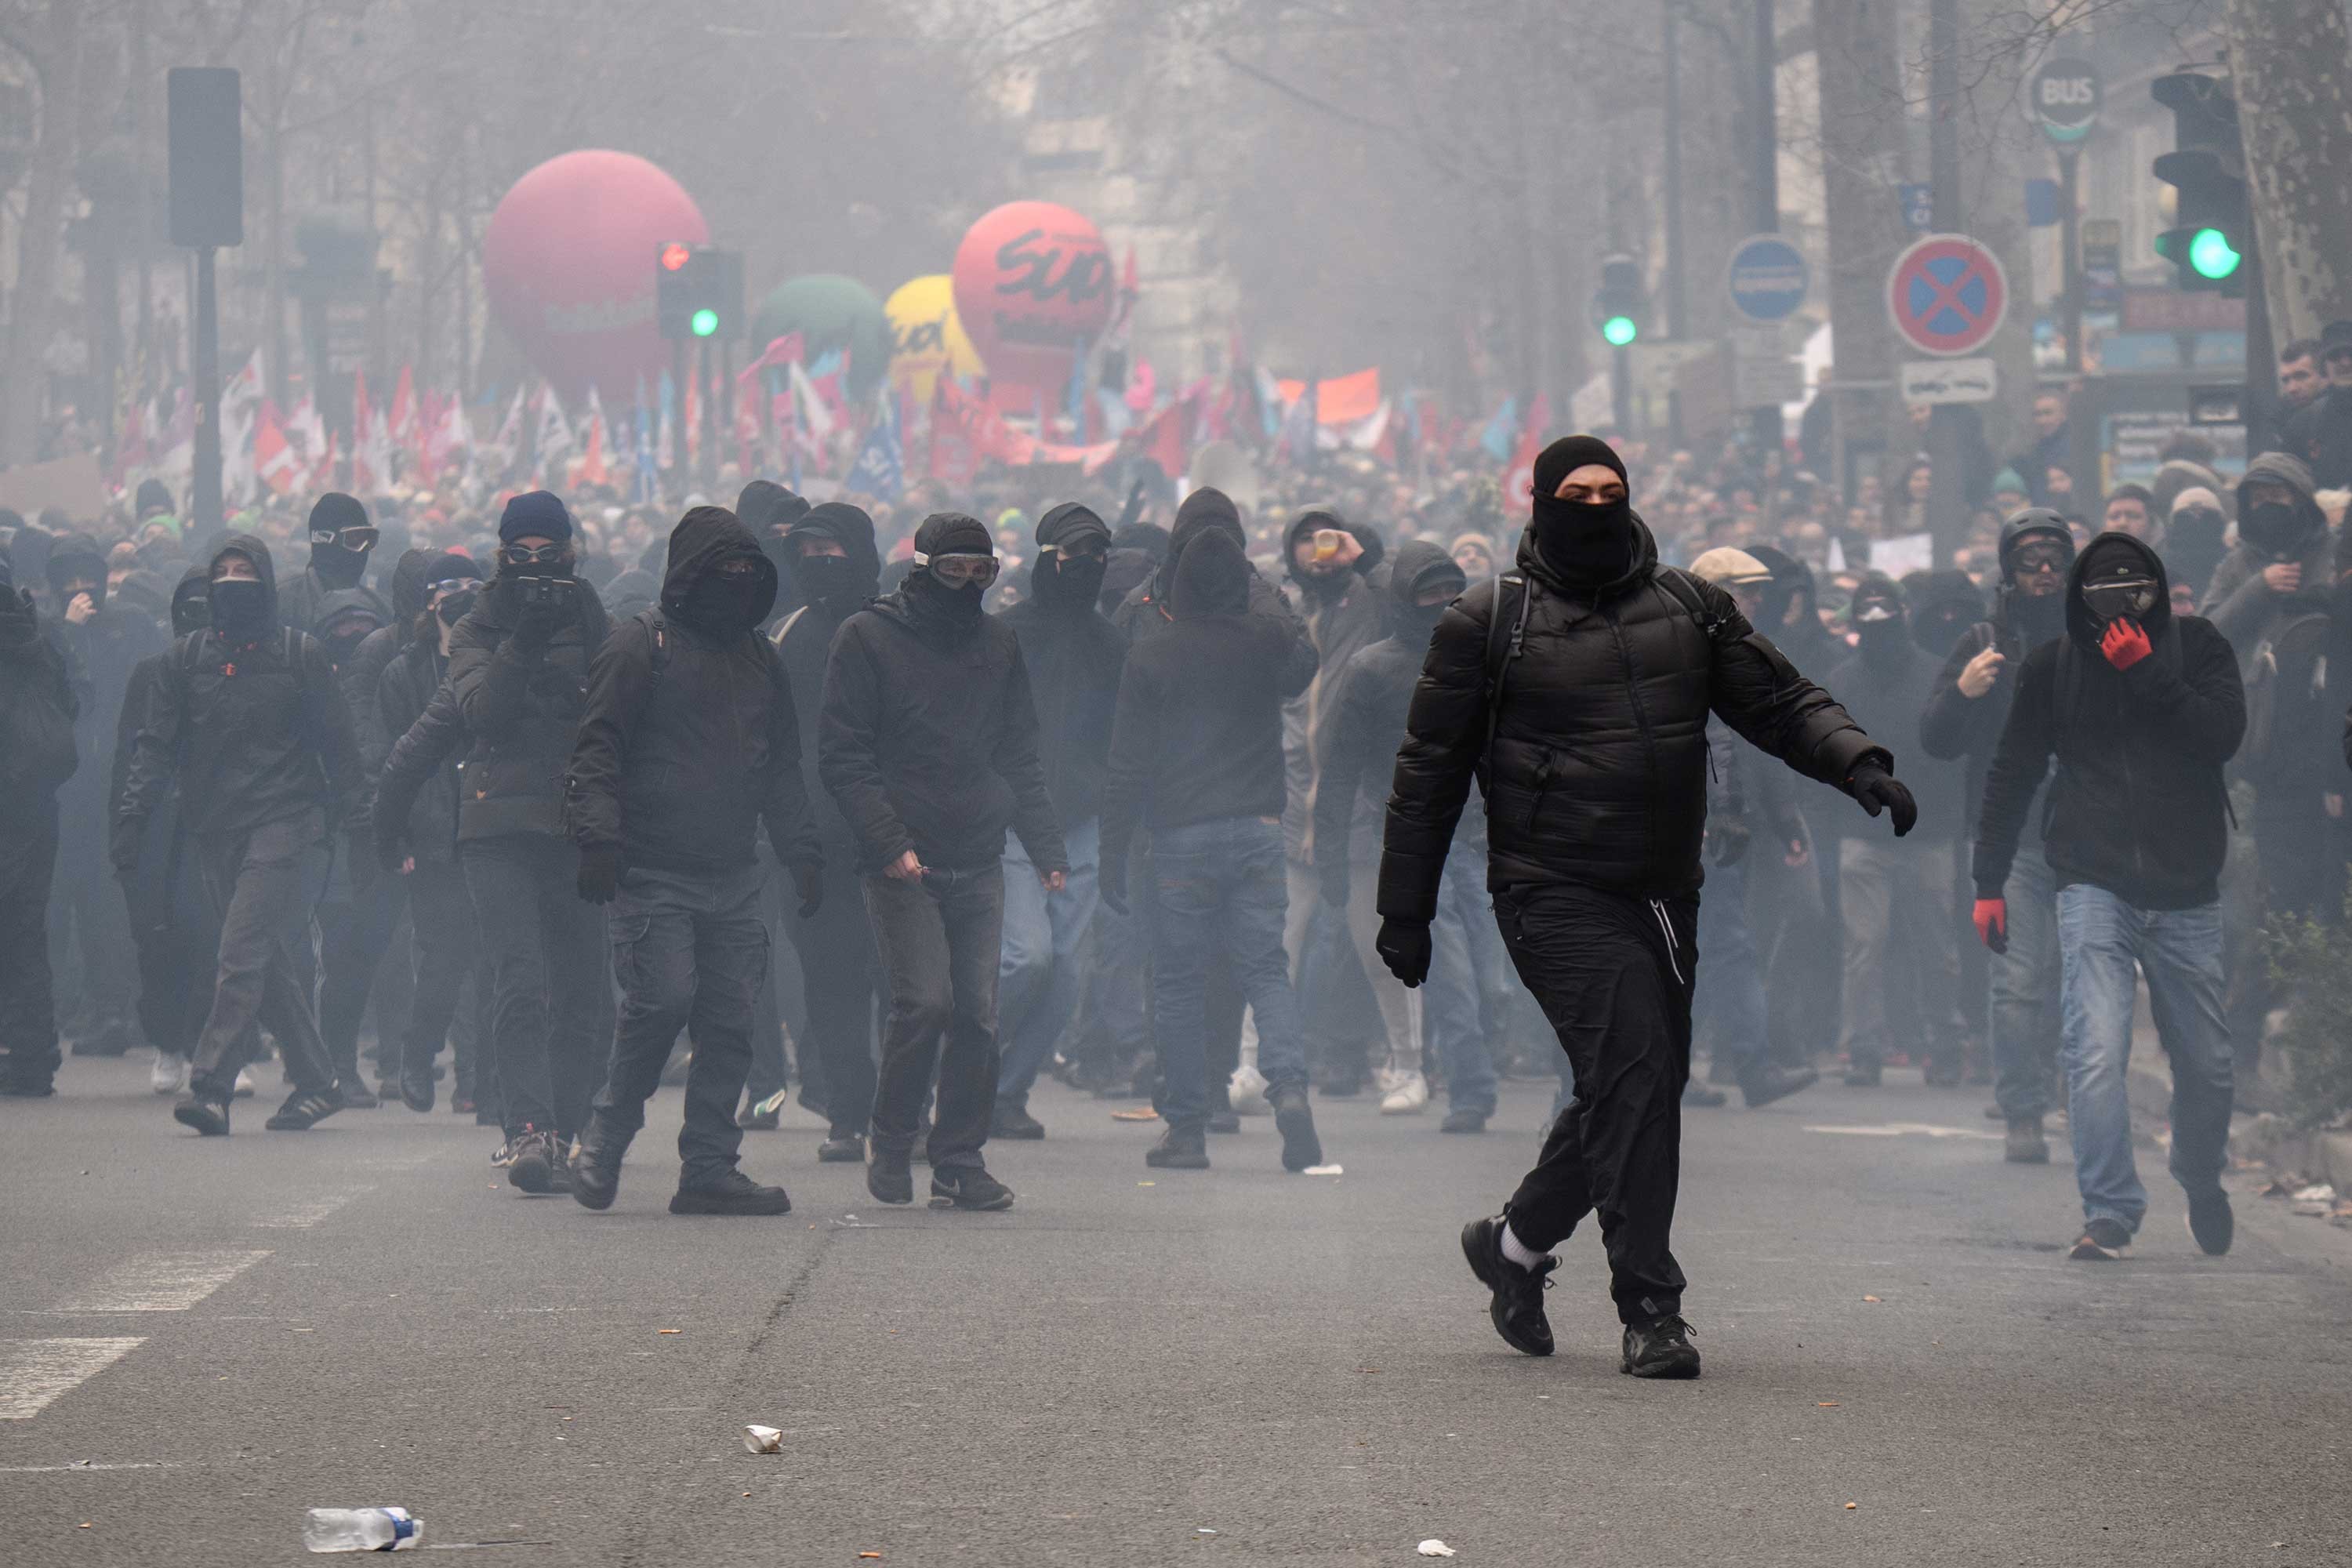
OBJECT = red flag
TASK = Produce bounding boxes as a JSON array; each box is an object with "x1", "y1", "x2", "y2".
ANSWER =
[
  {"x1": 1134, "y1": 400, "x2": 1186, "y2": 478},
  {"x1": 254, "y1": 401, "x2": 297, "y2": 495},
  {"x1": 1503, "y1": 393, "x2": 1551, "y2": 504}
]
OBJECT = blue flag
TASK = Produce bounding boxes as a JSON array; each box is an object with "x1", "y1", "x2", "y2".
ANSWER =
[{"x1": 848, "y1": 391, "x2": 902, "y2": 502}]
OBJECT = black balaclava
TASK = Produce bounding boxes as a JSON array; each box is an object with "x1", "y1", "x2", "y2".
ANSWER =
[
  {"x1": 2234, "y1": 454, "x2": 2324, "y2": 561},
  {"x1": 1388, "y1": 539, "x2": 1466, "y2": 642},
  {"x1": 1908, "y1": 570, "x2": 1983, "y2": 657},
  {"x1": 906, "y1": 512, "x2": 996, "y2": 632},
  {"x1": 738, "y1": 479, "x2": 811, "y2": 601},
  {"x1": 170, "y1": 564, "x2": 212, "y2": 637},
  {"x1": 1031, "y1": 502, "x2": 1112, "y2": 615},
  {"x1": 424, "y1": 551, "x2": 482, "y2": 632},
  {"x1": 316, "y1": 602, "x2": 384, "y2": 671},
  {"x1": 1286, "y1": 509, "x2": 1358, "y2": 606},
  {"x1": 792, "y1": 502, "x2": 881, "y2": 616},
  {"x1": 1529, "y1": 434, "x2": 1634, "y2": 586},
  {"x1": 1998, "y1": 510, "x2": 2073, "y2": 648},
  {"x1": 2074, "y1": 535, "x2": 2165, "y2": 637},
  {"x1": 1850, "y1": 571, "x2": 1909, "y2": 660},
  {"x1": 662, "y1": 506, "x2": 777, "y2": 637},
  {"x1": 209, "y1": 549, "x2": 272, "y2": 640},
  {"x1": 307, "y1": 492, "x2": 375, "y2": 590},
  {"x1": 45, "y1": 534, "x2": 108, "y2": 616}
]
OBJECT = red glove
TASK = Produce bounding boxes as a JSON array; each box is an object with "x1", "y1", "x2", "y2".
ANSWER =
[
  {"x1": 2100, "y1": 619, "x2": 2151, "y2": 670},
  {"x1": 1973, "y1": 897, "x2": 2008, "y2": 955}
]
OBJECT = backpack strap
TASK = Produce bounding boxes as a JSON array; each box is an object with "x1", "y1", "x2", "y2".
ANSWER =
[
  {"x1": 642, "y1": 608, "x2": 670, "y2": 679},
  {"x1": 1481, "y1": 573, "x2": 1533, "y2": 775},
  {"x1": 771, "y1": 604, "x2": 810, "y2": 648},
  {"x1": 1653, "y1": 567, "x2": 1730, "y2": 640}
]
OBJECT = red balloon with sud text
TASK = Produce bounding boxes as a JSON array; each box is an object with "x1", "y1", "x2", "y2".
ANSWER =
[
  {"x1": 951, "y1": 201, "x2": 1115, "y2": 392},
  {"x1": 482, "y1": 150, "x2": 710, "y2": 399}
]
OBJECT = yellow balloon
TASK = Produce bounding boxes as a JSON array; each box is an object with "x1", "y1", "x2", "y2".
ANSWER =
[{"x1": 885, "y1": 274, "x2": 984, "y2": 405}]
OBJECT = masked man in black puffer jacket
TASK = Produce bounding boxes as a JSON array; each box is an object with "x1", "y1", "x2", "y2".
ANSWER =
[
  {"x1": 566, "y1": 506, "x2": 822, "y2": 1218},
  {"x1": 0, "y1": 555, "x2": 79, "y2": 1096},
  {"x1": 1380, "y1": 436, "x2": 1911, "y2": 1380}
]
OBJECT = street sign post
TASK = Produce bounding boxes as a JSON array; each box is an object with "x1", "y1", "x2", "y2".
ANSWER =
[
  {"x1": 1726, "y1": 234, "x2": 1809, "y2": 325},
  {"x1": 2031, "y1": 56, "x2": 2102, "y2": 145},
  {"x1": 1886, "y1": 233, "x2": 2009, "y2": 358}
]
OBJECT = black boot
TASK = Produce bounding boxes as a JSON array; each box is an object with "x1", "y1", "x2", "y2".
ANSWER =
[
  {"x1": 1145, "y1": 1125, "x2": 1210, "y2": 1169},
  {"x1": 866, "y1": 1141, "x2": 914, "y2": 1206},
  {"x1": 670, "y1": 1167, "x2": 793, "y2": 1216},
  {"x1": 570, "y1": 1114, "x2": 628, "y2": 1210},
  {"x1": 1271, "y1": 1086, "x2": 1323, "y2": 1172},
  {"x1": 992, "y1": 1100, "x2": 1046, "y2": 1140}
]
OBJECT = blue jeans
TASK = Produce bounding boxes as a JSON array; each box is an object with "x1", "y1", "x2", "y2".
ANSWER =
[
  {"x1": 1692, "y1": 857, "x2": 1767, "y2": 1080},
  {"x1": 1988, "y1": 843, "x2": 2062, "y2": 1120},
  {"x1": 1425, "y1": 844, "x2": 1501, "y2": 1113},
  {"x1": 2056, "y1": 885, "x2": 2234, "y2": 1234},
  {"x1": 996, "y1": 818, "x2": 1101, "y2": 1105},
  {"x1": 1149, "y1": 816, "x2": 1307, "y2": 1129}
]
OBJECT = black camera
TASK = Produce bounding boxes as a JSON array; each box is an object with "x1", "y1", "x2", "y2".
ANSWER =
[{"x1": 512, "y1": 576, "x2": 575, "y2": 612}]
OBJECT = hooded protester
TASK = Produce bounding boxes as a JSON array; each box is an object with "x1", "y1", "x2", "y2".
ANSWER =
[
  {"x1": 1906, "y1": 570, "x2": 1985, "y2": 660},
  {"x1": 1822, "y1": 572, "x2": 1970, "y2": 1088},
  {"x1": 42, "y1": 532, "x2": 168, "y2": 1059},
  {"x1": 278, "y1": 492, "x2": 390, "y2": 636},
  {"x1": 0, "y1": 554, "x2": 79, "y2": 1096},
  {"x1": 564, "y1": 506, "x2": 821, "y2": 1217},
  {"x1": 737, "y1": 478, "x2": 810, "y2": 620},
  {"x1": 1111, "y1": 488, "x2": 1310, "y2": 655},
  {"x1": 989, "y1": 502, "x2": 1124, "y2": 1139},
  {"x1": 760, "y1": 500, "x2": 885, "y2": 1159},
  {"x1": 1973, "y1": 532, "x2": 2245, "y2": 1261},
  {"x1": 1100, "y1": 521, "x2": 1168, "y2": 619},
  {"x1": 818, "y1": 511, "x2": 1067, "y2": 1212},
  {"x1": 601, "y1": 567, "x2": 660, "y2": 623},
  {"x1": 369, "y1": 553, "x2": 488, "y2": 1115},
  {"x1": 1315, "y1": 540, "x2": 1528, "y2": 1132},
  {"x1": 135, "y1": 478, "x2": 176, "y2": 524},
  {"x1": 115, "y1": 535, "x2": 361, "y2": 1134},
  {"x1": 1382, "y1": 434, "x2": 1908, "y2": 1378},
  {"x1": 2161, "y1": 485, "x2": 2231, "y2": 602},
  {"x1": 1921, "y1": 510, "x2": 2076, "y2": 1160},
  {"x1": 111, "y1": 566, "x2": 218, "y2": 1096},
  {"x1": 1101, "y1": 527, "x2": 1326, "y2": 1174},
  {"x1": 440, "y1": 489, "x2": 614, "y2": 1192}
]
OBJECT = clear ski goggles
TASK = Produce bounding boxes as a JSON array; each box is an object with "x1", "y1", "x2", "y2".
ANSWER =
[{"x1": 916, "y1": 551, "x2": 1000, "y2": 588}]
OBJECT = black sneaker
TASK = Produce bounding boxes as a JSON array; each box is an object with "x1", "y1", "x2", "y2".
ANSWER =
[
  {"x1": 1206, "y1": 1109, "x2": 1242, "y2": 1135},
  {"x1": 735, "y1": 1104, "x2": 780, "y2": 1131},
  {"x1": 509, "y1": 1128, "x2": 560, "y2": 1194},
  {"x1": 1682, "y1": 1081, "x2": 1728, "y2": 1108},
  {"x1": 929, "y1": 1167, "x2": 1014, "y2": 1211},
  {"x1": 398, "y1": 1066, "x2": 435, "y2": 1114},
  {"x1": 172, "y1": 1091, "x2": 231, "y2": 1136},
  {"x1": 993, "y1": 1102, "x2": 1047, "y2": 1140},
  {"x1": 1439, "y1": 1105, "x2": 1489, "y2": 1134},
  {"x1": 338, "y1": 1077, "x2": 380, "y2": 1109},
  {"x1": 670, "y1": 1168, "x2": 793, "y2": 1216},
  {"x1": 1621, "y1": 1314, "x2": 1702, "y2": 1379},
  {"x1": 2004, "y1": 1116, "x2": 2050, "y2": 1165},
  {"x1": 1738, "y1": 1065, "x2": 1818, "y2": 1109},
  {"x1": 2069, "y1": 1216, "x2": 2132, "y2": 1260},
  {"x1": 866, "y1": 1142, "x2": 915, "y2": 1205},
  {"x1": 1459, "y1": 1216, "x2": 1555, "y2": 1356},
  {"x1": 818, "y1": 1131, "x2": 865, "y2": 1163},
  {"x1": 2186, "y1": 1189, "x2": 2233, "y2": 1256},
  {"x1": 1145, "y1": 1126, "x2": 1210, "y2": 1169},
  {"x1": 264, "y1": 1086, "x2": 344, "y2": 1131},
  {"x1": 570, "y1": 1116, "x2": 626, "y2": 1211},
  {"x1": 1271, "y1": 1086, "x2": 1323, "y2": 1172}
]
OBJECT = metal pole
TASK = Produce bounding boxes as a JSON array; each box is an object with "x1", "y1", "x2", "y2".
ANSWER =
[
  {"x1": 1664, "y1": 2, "x2": 1686, "y2": 340},
  {"x1": 191, "y1": 246, "x2": 223, "y2": 532},
  {"x1": 1748, "y1": 0, "x2": 1784, "y2": 461},
  {"x1": 1613, "y1": 343, "x2": 1632, "y2": 436},
  {"x1": 2060, "y1": 147, "x2": 2083, "y2": 375},
  {"x1": 1924, "y1": 0, "x2": 1965, "y2": 562}
]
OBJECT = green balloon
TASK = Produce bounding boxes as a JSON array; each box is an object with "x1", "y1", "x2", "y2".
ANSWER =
[{"x1": 749, "y1": 274, "x2": 892, "y2": 398}]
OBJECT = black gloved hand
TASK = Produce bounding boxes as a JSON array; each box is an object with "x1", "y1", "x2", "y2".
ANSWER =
[
  {"x1": 1375, "y1": 917, "x2": 1432, "y2": 988},
  {"x1": 511, "y1": 589, "x2": 564, "y2": 649},
  {"x1": 1318, "y1": 866, "x2": 1348, "y2": 909},
  {"x1": 377, "y1": 833, "x2": 408, "y2": 875},
  {"x1": 791, "y1": 860, "x2": 824, "y2": 919},
  {"x1": 1849, "y1": 762, "x2": 1918, "y2": 837},
  {"x1": 1707, "y1": 818, "x2": 1752, "y2": 866},
  {"x1": 576, "y1": 843, "x2": 621, "y2": 905},
  {"x1": 1099, "y1": 864, "x2": 1130, "y2": 919}
]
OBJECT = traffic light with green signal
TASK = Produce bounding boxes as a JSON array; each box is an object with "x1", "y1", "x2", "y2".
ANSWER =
[
  {"x1": 655, "y1": 244, "x2": 744, "y2": 341},
  {"x1": 2151, "y1": 72, "x2": 2247, "y2": 295},
  {"x1": 1591, "y1": 254, "x2": 1646, "y2": 347}
]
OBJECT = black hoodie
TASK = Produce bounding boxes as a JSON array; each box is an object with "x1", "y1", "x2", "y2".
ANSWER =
[
  {"x1": 42, "y1": 534, "x2": 166, "y2": 832},
  {"x1": 445, "y1": 542, "x2": 609, "y2": 842},
  {"x1": 1974, "y1": 532, "x2": 2245, "y2": 909},
  {"x1": 1825, "y1": 575, "x2": 1963, "y2": 844},
  {"x1": 771, "y1": 502, "x2": 881, "y2": 855},
  {"x1": 115, "y1": 534, "x2": 361, "y2": 858},
  {"x1": 818, "y1": 523, "x2": 1065, "y2": 875},
  {"x1": 567, "y1": 506, "x2": 816, "y2": 880},
  {"x1": 1921, "y1": 513, "x2": 2072, "y2": 837},
  {"x1": 996, "y1": 502, "x2": 1127, "y2": 828},
  {"x1": 2204, "y1": 451, "x2": 2333, "y2": 675},
  {"x1": 1378, "y1": 513, "x2": 1886, "y2": 916},
  {"x1": 1101, "y1": 530, "x2": 1320, "y2": 876}
]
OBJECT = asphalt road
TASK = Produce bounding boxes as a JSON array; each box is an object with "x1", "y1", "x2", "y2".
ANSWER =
[{"x1": 4, "y1": 1056, "x2": 2349, "y2": 1567}]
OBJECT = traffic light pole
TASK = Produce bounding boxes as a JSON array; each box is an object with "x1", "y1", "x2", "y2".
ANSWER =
[
  {"x1": 1612, "y1": 344, "x2": 1632, "y2": 437},
  {"x1": 2244, "y1": 227, "x2": 2274, "y2": 447},
  {"x1": 1748, "y1": 0, "x2": 1784, "y2": 463},
  {"x1": 191, "y1": 245, "x2": 223, "y2": 534},
  {"x1": 1924, "y1": 0, "x2": 1967, "y2": 564},
  {"x1": 671, "y1": 339, "x2": 688, "y2": 493},
  {"x1": 2060, "y1": 147, "x2": 2083, "y2": 375}
]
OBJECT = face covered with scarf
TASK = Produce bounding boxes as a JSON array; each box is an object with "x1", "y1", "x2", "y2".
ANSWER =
[
  {"x1": 1528, "y1": 435, "x2": 1634, "y2": 585},
  {"x1": 1849, "y1": 572, "x2": 1909, "y2": 657},
  {"x1": 1030, "y1": 502, "x2": 1112, "y2": 615}
]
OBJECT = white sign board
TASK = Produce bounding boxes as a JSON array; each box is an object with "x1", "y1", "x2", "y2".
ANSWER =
[
  {"x1": 1899, "y1": 358, "x2": 1998, "y2": 405},
  {"x1": 1869, "y1": 532, "x2": 1936, "y2": 578},
  {"x1": 1734, "y1": 354, "x2": 1805, "y2": 409}
]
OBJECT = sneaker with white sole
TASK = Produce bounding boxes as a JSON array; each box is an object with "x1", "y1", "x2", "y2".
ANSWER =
[
  {"x1": 150, "y1": 1051, "x2": 188, "y2": 1095},
  {"x1": 2069, "y1": 1216, "x2": 2132, "y2": 1260},
  {"x1": 1379, "y1": 1070, "x2": 1430, "y2": 1116},
  {"x1": 233, "y1": 1065, "x2": 260, "y2": 1099}
]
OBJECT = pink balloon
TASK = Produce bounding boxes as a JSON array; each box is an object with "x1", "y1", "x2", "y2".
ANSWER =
[{"x1": 482, "y1": 150, "x2": 708, "y2": 399}]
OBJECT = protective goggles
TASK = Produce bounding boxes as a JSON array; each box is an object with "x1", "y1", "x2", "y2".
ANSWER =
[
  {"x1": 2082, "y1": 577, "x2": 2158, "y2": 622},
  {"x1": 501, "y1": 543, "x2": 569, "y2": 566},
  {"x1": 427, "y1": 576, "x2": 480, "y2": 597},
  {"x1": 915, "y1": 551, "x2": 1000, "y2": 588},
  {"x1": 312, "y1": 525, "x2": 380, "y2": 550},
  {"x1": 2009, "y1": 540, "x2": 2072, "y2": 575}
]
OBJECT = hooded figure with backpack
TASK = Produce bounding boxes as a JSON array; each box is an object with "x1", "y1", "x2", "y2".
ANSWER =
[
  {"x1": 115, "y1": 535, "x2": 361, "y2": 1135},
  {"x1": 0, "y1": 554, "x2": 79, "y2": 1096},
  {"x1": 566, "y1": 506, "x2": 822, "y2": 1218},
  {"x1": 1379, "y1": 436, "x2": 1906, "y2": 1379},
  {"x1": 1973, "y1": 532, "x2": 2245, "y2": 1262}
]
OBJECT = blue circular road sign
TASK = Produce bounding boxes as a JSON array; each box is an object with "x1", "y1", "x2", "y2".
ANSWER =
[{"x1": 1726, "y1": 234, "x2": 1810, "y2": 324}]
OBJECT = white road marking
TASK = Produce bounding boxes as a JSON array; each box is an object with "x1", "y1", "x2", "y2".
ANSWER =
[
  {"x1": 0, "y1": 1338, "x2": 145, "y2": 1420},
  {"x1": 44, "y1": 1250, "x2": 273, "y2": 1313},
  {"x1": 0, "y1": 1460, "x2": 181, "y2": 1472},
  {"x1": 251, "y1": 1189, "x2": 368, "y2": 1229},
  {"x1": 1803, "y1": 1122, "x2": 2005, "y2": 1142}
]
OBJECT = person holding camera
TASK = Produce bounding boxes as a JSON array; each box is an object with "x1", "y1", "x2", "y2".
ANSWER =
[{"x1": 446, "y1": 491, "x2": 613, "y2": 1194}]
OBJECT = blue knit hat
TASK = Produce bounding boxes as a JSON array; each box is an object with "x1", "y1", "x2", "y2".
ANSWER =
[{"x1": 499, "y1": 489, "x2": 572, "y2": 546}]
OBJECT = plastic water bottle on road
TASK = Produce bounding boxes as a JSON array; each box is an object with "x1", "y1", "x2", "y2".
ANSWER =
[{"x1": 303, "y1": 1506, "x2": 422, "y2": 1552}]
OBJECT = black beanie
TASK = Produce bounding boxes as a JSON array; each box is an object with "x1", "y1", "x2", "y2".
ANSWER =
[
  {"x1": 1531, "y1": 436, "x2": 1625, "y2": 501},
  {"x1": 425, "y1": 550, "x2": 482, "y2": 585},
  {"x1": 914, "y1": 511, "x2": 993, "y2": 561},
  {"x1": 135, "y1": 478, "x2": 175, "y2": 518},
  {"x1": 308, "y1": 492, "x2": 369, "y2": 535},
  {"x1": 499, "y1": 489, "x2": 573, "y2": 545}
]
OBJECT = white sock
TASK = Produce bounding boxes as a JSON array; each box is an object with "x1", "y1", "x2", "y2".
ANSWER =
[{"x1": 1499, "y1": 1219, "x2": 1548, "y2": 1271}]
